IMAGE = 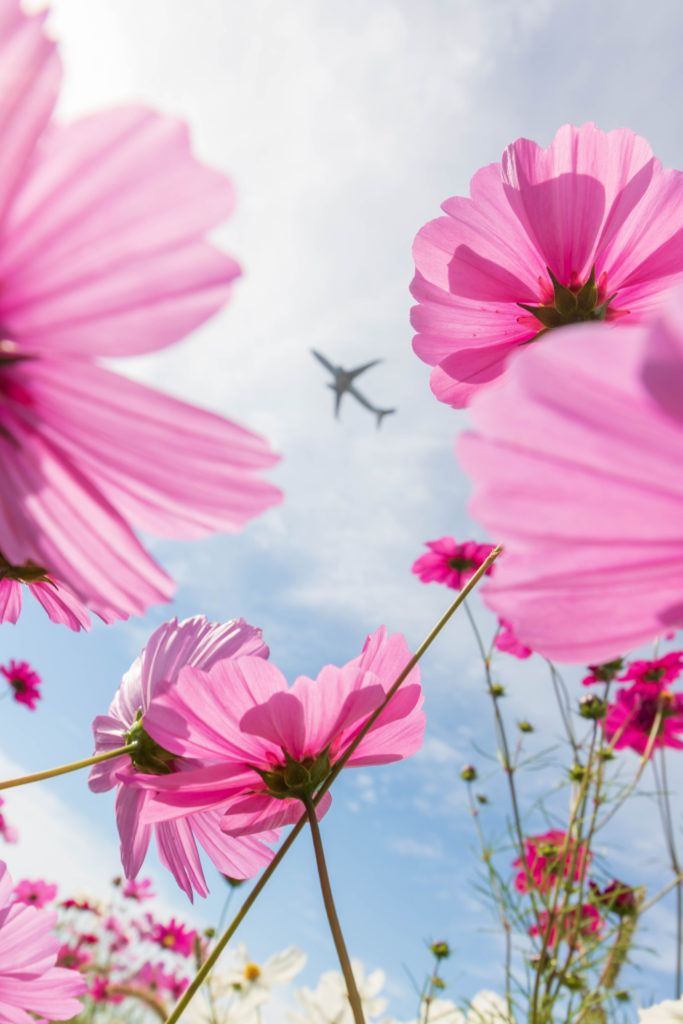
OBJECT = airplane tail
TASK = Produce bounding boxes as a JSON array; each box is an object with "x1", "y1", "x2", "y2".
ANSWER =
[{"x1": 376, "y1": 408, "x2": 396, "y2": 429}]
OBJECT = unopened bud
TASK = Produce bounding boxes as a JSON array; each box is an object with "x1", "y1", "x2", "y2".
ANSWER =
[
  {"x1": 476, "y1": 794, "x2": 489, "y2": 805},
  {"x1": 569, "y1": 762, "x2": 586, "y2": 782},
  {"x1": 460, "y1": 765, "x2": 477, "y2": 782},
  {"x1": 429, "y1": 941, "x2": 451, "y2": 959},
  {"x1": 579, "y1": 694, "x2": 607, "y2": 720},
  {"x1": 490, "y1": 683, "x2": 505, "y2": 698},
  {"x1": 517, "y1": 720, "x2": 534, "y2": 733}
]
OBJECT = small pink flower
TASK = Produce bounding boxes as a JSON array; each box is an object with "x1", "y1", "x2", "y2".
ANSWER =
[
  {"x1": 514, "y1": 830, "x2": 591, "y2": 895},
  {"x1": 139, "y1": 627, "x2": 424, "y2": 839},
  {"x1": 0, "y1": 796, "x2": 18, "y2": 845},
  {"x1": 90, "y1": 974, "x2": 124, "y2": 1004},
  {"x1": 0, "y1": 859, "x2": 86, "y2": 1019},
  {"x1": 1, "y1": 659, "x2": 41, "y2": 709},
  {"x1": 56, "y1": 942, "x2": 92, "y2": 970},
  {"x1": 60, "y1": 896, "x2": 100, "y2": 914},
  {"x1": 13, "y1": 878, "x2": 57, "y2": 908},
  {"x1": 494, "y1": 619, "x2": 532, "y2": 659},
  {"x1": 122, "y1": 877, "x2": 155, "y2": 901},
  {"x1": 605, "y1": 681, "x2": 683, "y2": 756},
  {"x1": 0, "y1": 2, "x2": 281, "y2": 631},
  {"x1": 458, "y1": 289, "x2": 683, "y2": 663},
  {"x1": 150, "y1": 918, "x2": 197, "y2": 957},
  {"x1": 582, "y1": 660, "x2": 625, "y2": 687},
  {"x1": 620, "y1": 651, "x2": 683, "y2": 686},
  {"x1": 529, "y1": 903, "x2": 603, "y2": 947},
  {"x1": 89, "y1": 615, "x2": 277, "y2": 900},
  {"x1": 412, "y1": 537, "x2": 495, "y2": 590},
  {"x1": 135, "y1": 960, "x2": 189, "y2": 997},
  {"x1": 412, "y1": 123, "x2": 683, "y2": 407}
]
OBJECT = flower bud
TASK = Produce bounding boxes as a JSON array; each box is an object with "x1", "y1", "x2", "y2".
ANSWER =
[
  {"x1": 429, "y1": 941, "x2": 451, "y2": 959},
  {"x1": 517, "y1": 720, "x2": 534, "y2": 733},
  {"x1": 579, "y1": 694, "x2": 607, "y2": 719},
  {"x1": 460, "y1": 765, "x2": 477, "y2": 782}
]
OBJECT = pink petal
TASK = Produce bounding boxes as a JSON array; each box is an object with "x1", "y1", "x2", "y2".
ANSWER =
[
  {"x1": 116, "y1": 786, "x2": 152, "y2": 880},
  {"x1": 0, "y1": 581, "x2": 21, "y2": 624},
  {"x1": 154, "y1": 818, "x2": 207, "y2": 902},
  {"x1": 0, "y1": 106, "x2": 239, "y2": 357},
  {"x1": 190, "y1": 808, "x2": 275, "y2": 880}
]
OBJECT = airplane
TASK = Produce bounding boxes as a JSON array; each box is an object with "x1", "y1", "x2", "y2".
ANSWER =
[{"x1": 311, "y1": 350, "x2": 395, "y2": 429}]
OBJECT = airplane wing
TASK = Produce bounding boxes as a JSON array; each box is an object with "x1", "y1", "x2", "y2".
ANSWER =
[
  {"x1": 347, "y1": 359, "x2": 381, "y2": 381},
  {"x1": 311, "y1": 349, "x2": 336, "y2": 374}
]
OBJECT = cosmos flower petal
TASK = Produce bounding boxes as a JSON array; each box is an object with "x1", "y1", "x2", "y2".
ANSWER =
[
  {"x1": 458, "y1": 294, "x2": 683, "y2": 662},
  {"x1": 219, "y1": 791, "x2": 332, "y2": 838},
  {"x1": 0, "y1": 581, "x2": 22, "y2": 624},
  {"x1": 190, "y1": 808, "x2": 275, "y2": 880},
  {"x1": 0, "y1": 105, "x2": 239, "y2": 357},
  {"x1": 115, "y1": 786, "x2": 152, "y2": 881},
  {"x1": 155, "y1": 817, "x2": 208, "y2": 902},
  {"x1": 0, "y1": 6, "x2": 61, "y2": 223}
]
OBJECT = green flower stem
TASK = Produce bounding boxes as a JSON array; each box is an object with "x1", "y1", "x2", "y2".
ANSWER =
[
  {"x1": 304, "y1": 794, "x2": 366, "y2": 1024},
  {"x1": 164, "y1": 546, "x2": 501, "y2": 1024},
  {"x1": 0, "y1": 744, "x2": 138, "y2": 790}
]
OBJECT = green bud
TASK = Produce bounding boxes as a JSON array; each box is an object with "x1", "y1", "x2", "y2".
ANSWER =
[
  {"x1": 432, "y1": 976, "x2": 446, "y2": 990},
  {"x1": 460, "y1": 765, "x2": 477, "y2": 782},
  {"x1": 579, "y1": 694, "x2": 607, "y2": 720},
  {"x1": 429, "y1": 941, "x2": 451, "y2": 959},
  {"x1": 615, "y1": 991, "x2": 630, "y2": 1002},
  {"x1": 517, "y1": 720, "x2": 534, "y2": 733},
  {"x1": 125, "y1": 710, "x2": 176, "y2": 775},
  {"x1": 561, "y1": 972, "x2": 585, "y2": 991},
  {"x1": 569, "y1": 762, "x2": 586, "y2": 782},
  {"x1": 476, "y1": 794, "x2": 489, "y2": 805},
  {"x1": 490, "y1": 683, "x2": 505, "y2": 698}
]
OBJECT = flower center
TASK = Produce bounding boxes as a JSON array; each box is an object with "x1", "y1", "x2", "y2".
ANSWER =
[
  {"x1": 125, "y1": 710, "x2": 176, "y2": 775},
  {"x1": 519, "y1": 266, "x2": 618, "y2": 337},
  {"x1": 243, "y1": 963, "x2": 261, "y2": 982},
  {"x1": 250, "y1": 749, "x2": 331, "y2": 801},
  {"x1": 631, "y1": 691, "x2": 674, "y2": 733},
  {"x1": 447, "y1": 556, "x2": 474, "y2": 571},
  {"x1": 0, "y1": 550, "x2": 52, "y2": 586}
]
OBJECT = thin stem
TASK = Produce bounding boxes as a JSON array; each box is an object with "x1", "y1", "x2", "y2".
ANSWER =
[
  {"x1": 164, "y1": 549, "x2": 501, "y2": 1024},
  {"x1": 658, "y1": 748, "x2": 682, "y2": 997},
  {"x1": 304, "y1": 794, "x2": 366, "y2": 1024},
  {"x1": 0, "y1": 744, "x2": 138, "y2": 790}
]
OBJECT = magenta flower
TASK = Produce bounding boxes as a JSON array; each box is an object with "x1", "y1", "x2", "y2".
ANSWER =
[
  {"x1": 411, "y1": 537, "x2": 495, "y2": 590},
  {"x1": 1, "y1": 659, "x2": 41, "y2": 709},
  {"x1": 89, "y1": 616, "x2": 277, "y2": 900},
  {"x1": 150, "y1": 919, "x2": 197, "y2": 957},
  {"x1": 605, "y1": 681, "x2": 683, "y2": 756},
  {"x1": 619, "y1": 651, "x2": 683, "y2": 686},
  {"x1": 513, "y1": 830, "x2": 591, "y2": 895},
  {"x1": 12, "y1": 878, "x2": 57, "y2": 909},
  {"x1": 412, "y1": 123, "x2": 683, "y2": 407},
  {"x1": 138, "y1": 627, "x2": 424, "y2": 838},
  {"x1": 0, "y1": 858, "x2": 86, "y2": 1020},
  {"x1": 134, "y1": 961, "x2": 188, "y2": 998},
  {"x1": 458, "y1": 289, "x2": 683, "y2": 663},
  {"x1": 494, "y1": 619, "x2": 532, "y2": 660},
  {"x1": 122, "y1": 877, "x2": 155, "y2": 902},
  {"x1": 529, "y1": 903, "x2": 603, "y2": 947},
  {"x1": 0, "y1": 2, "x2": 281, "y2": 631}
]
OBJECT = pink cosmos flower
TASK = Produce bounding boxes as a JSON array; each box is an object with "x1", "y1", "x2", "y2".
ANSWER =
[
  {"x1": 529, "y1": 903, "x2": 603, "y2": 948},
  {"x1": 458, "y1": 289, "x2": 683, "y2": 664},
  {"x1": 0, "y1": 858, "x2": 86, "y2": 1021},
  {"x1": 494, "y1": 619, "x2": 532, "y2": 660},
  {"x1": 12, "y1": 878, "x2": 57, "y2": 909},
  {"x1": 134, "y1": 961, "x2": 188, "y2": 998},
  {"x1": 412, "y1": 123, "x2": 683, "y2": 407},
  {"x1": 56, "y1": 942, "x2": 92, "y2": 971},
  {"x1": 411, "y1": 537, "x2": 495, "y2": 590},
  {"x1": 582, "y1": 660, "x2": 624, "y2": 687},
  {"x1": 150, "y1": 919, "x2": 197, "y2": 958},
  {"x1": 122, "y1": 877, "x2": 155, "y2": 902},
  {"x1": 513, "y1": 830, "x2": 591, "y2": 895},
  {"x1": 89, "y1": 616, "x2": 277, "y2": 900},
  {"x1": 0, "y1": 1, "x2": 281, "y2": 631},
  {"x1": 620, "y1": 652, "x2": 683, "y2": 686},
  {"x1": 138, "y1": 627, "x2": 424, "y2": 838},
  {"x1": 1, "y1": 659, "x2": 41, "y2": 709},
  {"x1": 604, "y1": 681, "x2": 683, "y2": 756}
]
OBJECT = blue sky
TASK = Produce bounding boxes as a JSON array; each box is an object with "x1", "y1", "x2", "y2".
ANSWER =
[{"x1": 3, "y1": 0, "x2": 683, "y2": 1018}]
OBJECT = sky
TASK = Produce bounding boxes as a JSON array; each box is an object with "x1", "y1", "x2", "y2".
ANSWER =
[{"x1": 3, "y1": 0, "x2": 683, "y2": 1019}]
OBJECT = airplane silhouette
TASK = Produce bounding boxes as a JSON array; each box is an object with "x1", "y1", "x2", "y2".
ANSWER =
[{"x1": 311, "y1": 350, "x2": 395, "y2": 429}]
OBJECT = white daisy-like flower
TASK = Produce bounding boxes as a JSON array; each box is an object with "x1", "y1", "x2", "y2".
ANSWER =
[
  {"x1": 221, "y1": 942, "x2": 307, "y2": 1003},
  {"x1": 289, "y1": 960, "x2": 387, "y2": 1023},
  {"x1": 639, "y1": 998, "x2": 683, "y2": 1023}
]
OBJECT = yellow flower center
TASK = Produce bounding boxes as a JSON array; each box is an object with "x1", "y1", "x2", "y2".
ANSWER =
[{"x1": 243, "y1": 963, "x2": 261, "y2": 982}]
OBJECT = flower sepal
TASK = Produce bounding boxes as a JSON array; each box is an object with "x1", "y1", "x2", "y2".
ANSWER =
[{"x1": 249, "y1": 749, "x2": 332, "y2": 802}]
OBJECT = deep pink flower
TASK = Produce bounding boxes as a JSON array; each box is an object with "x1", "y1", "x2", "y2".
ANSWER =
[
  {"x1": 412, "y1": 123, "x2": 683, "y2": 407},
  {"x1": 0, "y1": 1, "x2": 281, "y2": 631},
  {"x1": 1, "y1": 660, "x2": 41, "y2": 709},
  {"x1": 90, "y1": 975, "x2": 124, "y2": 1004},
  {"x1": 494, "y1": 619, "x2": 532, "y2": 660},
  {"x1": 56, "y1": 942, "x2": 92, "y2": 970},
  {"x1": 604, "y1": 681, "x2": 683, "y2": 756},
  {"x1": 89, "y1": 615, "x2": 277, "y2": 900},
  {"x1": 619, "y1": 651, "x2": 683, "y2": 686},
  {"x1": 122, "y1": 877, "x2": 155, "y2": 901},
  {"x1": 0, "y1": 859, "x2": 86, "y2": 1020},
  {"x1": 458, "y1": 289, "x2": 683, "y2": 663},
  {"x1": 582, "y1": 660, "x2": 624, "y2": 687},
  {"x1": 529, "y1": 903, "x2": 603, "y2": 947},
  {"x1": 139, "y1": 627, "x2": 424, "y2": 838},
  {"x1": 134, "y1": 961, "x2": 188, "y2": 997},
  {"x1": 60, "y1": 897, "x2": 100, "y2": 914},
  {"x1": 513, "y1": 830, "x2": 591, "y2": 895},
  {"x1": 12, "y1": 878, "x2": 57, "y2": 908},
  {"x1": 411, "y1": 537, "x2": 495, "y2": 590},
  {"x1": 150, "y1": 919, "x2": 197, "y2": 958}
]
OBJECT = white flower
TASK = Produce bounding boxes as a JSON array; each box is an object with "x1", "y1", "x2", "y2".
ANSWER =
[
  {"x1": 289, "y1": 960, "x2": 387, "y2": 1023},
  {"x1": 639, "y1": 998, "x2": 683, "y2": 1023},
  {"x1": 221, "y1": 943, "x2": 307, "y2": 1003},
  {"x1": 467, "y1": 990, "x2": 513, "y2": 1024}
]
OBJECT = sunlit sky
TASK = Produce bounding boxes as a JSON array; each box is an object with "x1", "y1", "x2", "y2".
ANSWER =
[{"x1": 3, "y1": 0, "x2": 683, "y2": 1018}]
